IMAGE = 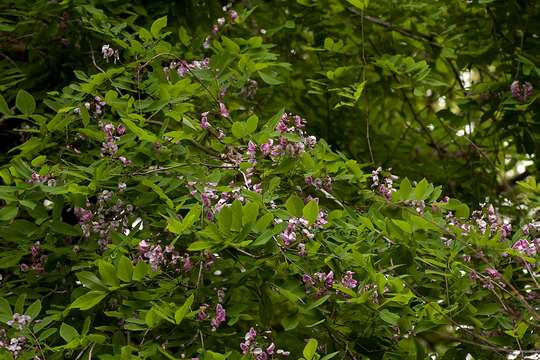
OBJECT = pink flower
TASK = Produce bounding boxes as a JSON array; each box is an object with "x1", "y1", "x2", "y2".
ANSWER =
[
  {"x1": 229, "y1": 10, "x2": 239, "y2": 22},
  {"x1": 219, "y1": 102, "x2": 229, "y2": 118},
  {"x1": 139, "y1": 240, "x2": 151, "y2": 255},
  {"x1": 119, "y1": 156, "x2": 131, "y2": 166},
  {"x1": 116, "y1": 124, "x2": 126, "y2": 135},
  {"x1": 512, "y1": 239, "x2": 536, "y2": 256},
  {"x1": 245, "y1": 327, "x2": 257, "y2": 342},
  {"x1": 341, "y1": 271, "x2": 358, "y2": 289}
]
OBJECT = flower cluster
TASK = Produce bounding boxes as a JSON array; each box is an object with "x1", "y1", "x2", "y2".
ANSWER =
[
  {"x1": 471, "y1": 203, "x2": 512, "y2": 240},
  {"x1": 203, "y1": 6, "x2": 239, "y2": 49},
  {"x1": 0, "y1": 333, "x2": 26, "y2": 359},
  {"x1": 163, "y1": 58, "x2": 210, "y2": 79},
  {"x1": 76, "y1": 190, "x2": 134, "y2": 250},
  {"x1": 278, "y1": 211, "x2": 327, "y2": 248},
  {"x1": 74, "y1": 96, "x2": 107, "y2": 118},
  {"x1": 187, "y1": 181, "x2": 244, "y2": 221},
  {"x1": 7, "y1": 313, "x2": 32, "y2": 330},
  {"x1": 240, "y1": 328, "x2": 289, "y2": 359},
  {"x1": 371, "y1": 167, "x2": 398, "y2": 200},
  {"x1": 27, "y1": 172, "x2": 55, "y2": 187},
  {"x1": 100, "y1": 123, "x2": 127, "y2": 163},
  {"x1": 138, "y1": 240, "x2": 192, "y2": 272},
  {"x1": 305, "y1": 175, "x2": 332, "y2": 192},
  {"x1": 211, "y1": 303, "x2": 226, "y2": 331},
  {"x1": 199, "y1": 103, "x2": 228, "y2": 135},
  {"x1": 101, "y1": 44, "x2": 119, "y2": 64},
  {"x1": 511, "y1": 80, "x2": 534, "y2": 102},
  {"x1": 197, "y1": 302, "x2": 227, "y2": 331},
  {"x1": 510, "y1": 221, "x2": 540, "y2": 261},
  {"x1": 302, "y1": 270, "x2": 357, "y2": 297},
  {"x1": 260, "y1": 113, "x2": 317, "y2": 159},
  {"x1": 20, "y1": 242, "x2": 47, "y2": 273}
]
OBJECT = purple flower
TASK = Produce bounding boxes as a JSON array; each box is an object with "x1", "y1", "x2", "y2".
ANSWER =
[
  {"x1": 74, "y1": 207, "x2": 92, "y2": 223},
  {"x1": 266, "y1": 343, "x2": 275, "y2": 355},
  {"x1": 341, "y1": 271, "x2": 358, "y2": 289},
  {"x1": 139, "y1": 240, "x2": 151, "y2": 255},
  {"x1": 200, "y1": 112, "x2": 210, "y2": 129},
  {"x1": 513, "y1": 239, "x2": 536, "y2": 256},
  {"x1": 116, "y1": 125, "x2": 126, "y2": 136},
  {"x1": 247, "y1": 141, "x2": 257, "y2": 157},
  {"x1": 245, "y1": 327, "x2": 257, "y2": 342},
  {"x1": 511, "y1": 80, "x2": 534, "y2": 102},
  {"x1": 260, "y1": 139, "x2": 273, "y2": 156},
  {"x1": 302, "y1": 274, "x2": 315, "y2": 286},
  {"x1": 198, "y1": 304, "x2": 208, "y2": 320},
  {"x1": 485, "y1": 268, "x2": 501, "y2": 278},
  {"x1": 280, "y1": 230, "x2": 296, "y2": 246},
  {"x1": 211, "y1": 303, "x2": 226, "y2": 331}
]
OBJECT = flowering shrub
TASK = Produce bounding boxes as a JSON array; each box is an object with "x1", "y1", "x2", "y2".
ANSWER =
[{"x1": 0, "y1": 3, "x2": 540, "y2": 360}]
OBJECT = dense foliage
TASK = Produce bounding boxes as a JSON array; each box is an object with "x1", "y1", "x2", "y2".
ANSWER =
[{"x1": 0, "y1": 0, "x2": 540, "y2": 359}]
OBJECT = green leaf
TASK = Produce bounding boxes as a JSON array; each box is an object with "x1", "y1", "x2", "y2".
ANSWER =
[
  {"x1": 14, "y1": 293, "x2": 26, "y2": 314},
  {"x1": 132, "y1": 261, "x2": 148, "y2": 281},
  {"x1": 117, "y1": 255, "x2": 133, "y2": 282},
  {"x1": 414, "y1": 178, "x2": 433, "y2": 200},
  {"x1": 24, "y1": 299, "x2": 41, "y2": 319},
  {"x1": 167, "y1": 204, "x2": 202, "y2": 235},
  {"x1": 122, "y1": 117, "x2": 158, "y2": 142},
  {"x1": 150, "y1": 16, "x2": 167, "y2": 38},
  {"x1": 379, "y1": 309, "x2": 400, "y2": 325},
  {"x1": 76, "y1": 271, "x2": 108, "y2": 291},
  {"x1": 303, "y1": 338, "x2": 318, "y2": 360},
  {"x1": 306, "y1": 294, "x2": 330, "y2": 310},
  {"x1": 98, "y1": 260, "x2": 119, "y2": 287},
  {"x1": 179, "y1": 26, "x2": 191, "y2": 46},
  {"x1": 142, "y1": 179, "x2": 174, "y2": 209},
  {"x1": 217, "y1": 206, "x2": 232, "y2": 234},
  {"x1": 398, "y1": 178, "x2": 413, "y2": 200},
  {"x1": 258, "y1": 70, "x2": 283, "y2": 85},
  {"x1": 281, "y1": 316, "x2": 299, "y2": 331},
  {"x1": 231, "y1": 122, "x2": 246, "y2": 138},
  {"x1": 0, "y1": 95, "x2": 13, "y2": 115},
  {"x1": 15, "y1": 90, "x2": 36, "y2": 115},
  {"x1": 175, "y1": 294, "x2": 194, "y2": 325},
  {"x1": 221, "y1": 36, "x2": 240, "y2": 53},
  {"x1": 286, "y1": 194, "x2": 304, "y2": 217},
  {"x1": 0, "y1": 206, "x2": 18, "y2": 221},
  {"x1": 60, "y1": 323, "x2": 79, "y2": 343},
  {"x1": 187, "y1": 240, "x2": 213, "y2": 251},
  {"x1": 303, "y1": 200, "x2": 319, "y2": 224},
  {"x1": 346, "y1": 0, "x2": 369, "y2": 9},
  {"x1": 70, "y1": 291, "x2": 107, "y2": 311},
  {"x1": 321, "y1": 352, "x2": 340, "y2": 360},
  {"x1": 246, "y1": 115, "x2": 258, "y2": 133},
  {"x1": 392, "y1": 219, "x2": 412, "y2": 234},
  {"x1": 230, "y1": 199, "x2": 243, "y2": 232},
  {"x1": 242, "y1": 202, "x2": 259, "y2": 225},
  {"x1": 0, "y1": 297, "x2": 12, "y2": 322}
]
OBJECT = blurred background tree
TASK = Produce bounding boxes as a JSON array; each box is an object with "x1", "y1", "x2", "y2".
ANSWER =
[{"x1": 1, "y1": 0, "x2": 539, "y2": 205}]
